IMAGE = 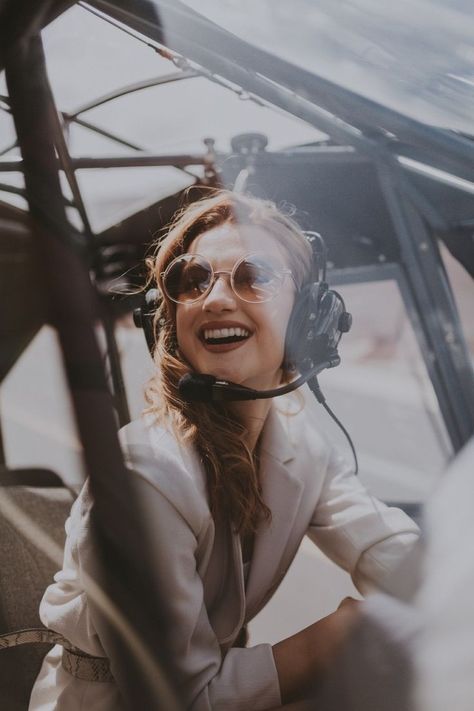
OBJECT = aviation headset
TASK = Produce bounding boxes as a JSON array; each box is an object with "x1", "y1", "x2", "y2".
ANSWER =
[
  {"x1": 283, "y1": 231, "x2": 352, "y2": 374},
  {"x1": 134, "y1": 230, "x2": 352, "y2": 376}
]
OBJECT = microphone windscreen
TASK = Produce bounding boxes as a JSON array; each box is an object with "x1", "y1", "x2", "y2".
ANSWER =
[{"x1": 178, "y1": 373, "x2": 217, "y2": 402}]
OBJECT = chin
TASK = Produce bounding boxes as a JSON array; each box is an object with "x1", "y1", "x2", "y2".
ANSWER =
[
  {"x1": 188, "y1": 353, "x2": 245, "y2": 384},
  {"x1": 203, "y1": 365, "x2": 247, "y2": 384}
]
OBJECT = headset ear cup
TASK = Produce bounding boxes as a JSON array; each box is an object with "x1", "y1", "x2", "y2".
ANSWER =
[
  {"x1": 133, "y1": 289, "x2": 162, "y2": 358},
  {"x1": 315, "y1": 289, "x2": 345, "y2": 346},
  {"x1": 284, "y1": 283, "x2": 320, "y2": 370},
  {"x1": 284, "y1": 284, "x2": 349, "y2": 372}
]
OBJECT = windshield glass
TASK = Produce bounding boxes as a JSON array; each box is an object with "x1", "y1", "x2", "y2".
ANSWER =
[{"x1": 182, "y1": 0, "x2": 474, "y2": 134}]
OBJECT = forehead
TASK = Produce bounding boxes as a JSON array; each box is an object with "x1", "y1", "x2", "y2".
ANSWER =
[{"x1": 188, "y1": 224, "x2": 288, "y2": 265}]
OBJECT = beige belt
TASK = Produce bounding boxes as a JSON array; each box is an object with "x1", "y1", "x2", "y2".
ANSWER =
[{"x1": 0, "y1": 627, "x2": 113, "y2": 682}]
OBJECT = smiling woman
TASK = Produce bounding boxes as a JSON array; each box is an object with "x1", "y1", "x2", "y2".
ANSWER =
[
  {"x1": 146, "y1": 192, "x2": 312, "y2": 534},
  {"x1": 30, "y1": 191, "x2": 420, "y2": 711}
]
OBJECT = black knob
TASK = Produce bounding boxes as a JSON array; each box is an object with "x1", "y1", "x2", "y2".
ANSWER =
[
  {"x1": 338, "y1": 311, "x2": 352, "y2": 333},
  {"x1": 133, "y1": 307, "x2": 143, "y2": 328},
  {"x1": 145, "y1": 288, "x2": 160, "y2": 307},
  {"x1": 231, "y1": 132, "x2": 268, "y2": 155}
]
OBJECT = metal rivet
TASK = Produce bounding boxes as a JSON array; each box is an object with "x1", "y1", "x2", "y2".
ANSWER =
[{"x1": 445, "y1": 328, "x2": 455, "y2": 344}]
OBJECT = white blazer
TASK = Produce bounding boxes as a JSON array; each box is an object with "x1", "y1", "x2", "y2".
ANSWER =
[{"x1": 30, "y1": 390, "x2": 419, "y2": 711}]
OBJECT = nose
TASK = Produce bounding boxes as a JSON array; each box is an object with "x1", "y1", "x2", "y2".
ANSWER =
[{"x1": 202, "y1": 274, "x2": 237, "y2": 312}]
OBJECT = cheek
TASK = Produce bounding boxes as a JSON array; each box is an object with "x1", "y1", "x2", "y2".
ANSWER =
[
  {"x1": 272, "y1": 290, "x2": 294, "y2": 331},
  {"x1": 259, "y1": 297, "x2": 294, "y2": 352},
  {"x1": 175, "y1": 306, "x2": 193, "y2": 354}
]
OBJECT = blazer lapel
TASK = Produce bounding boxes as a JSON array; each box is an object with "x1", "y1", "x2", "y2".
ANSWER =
[
  {"x1": 245, "y1": 405, "x2": 304, "y2": 620},
  {"x1": 204, "y1": 515, "x2": 246, "y2": 647},
  {"x1": 206, "y1": 404, "x2": 304, "y2": 641}
]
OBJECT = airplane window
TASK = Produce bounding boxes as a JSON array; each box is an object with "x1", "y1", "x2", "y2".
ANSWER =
[
  {"x1": 99, "y1": 316, "x2": 154, "y2": 423},
  {"x1": 66, "y1": 121, "x2": 138, "y2": 158},
  {"x1": 182, "y1": 0, "x2": 474, "y2": 134},
  {"x1": 0, "y1": 326, "x2": 86, "y2": 492},
  {"x1": 0, "y1": 83, "x2": 26, "y2": 211},
  {"x1": 319, "y1": 278, "x2": 451, "y2": 500},
  {"x1": 441, "y1": 245, "x2": 474, "y2": 361},
  {"x1": 0, "y1": 97, "x2": 16, "y2": 154},
  {"x1": 80, "y1": 77, "x2": 325, "y2": 154},
  {"x1": 0, "y1": 172, "x2": 27, "y2": 212},
  {"x1": 42, "y1": 5, "x2": 325, "y2": 156},
  {"x1": 42, "y1": 6, "x2": 173, "y2": 112},
  {"x1": 73, "y1": 166, "x2": 194, "y2": 233}
]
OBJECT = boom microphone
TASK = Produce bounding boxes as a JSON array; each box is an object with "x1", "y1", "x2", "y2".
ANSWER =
[{"x1": 178, "y1": 357, "x2": 339, "y2": 403}]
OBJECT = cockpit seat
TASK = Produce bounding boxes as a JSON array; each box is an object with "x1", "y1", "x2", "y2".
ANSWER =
[{"x1": 0, "y1": 467, "x2": 74, "y2": 711}]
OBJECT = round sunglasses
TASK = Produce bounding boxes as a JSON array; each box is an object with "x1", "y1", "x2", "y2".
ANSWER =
[{"x1": 161, "y1": 253, "x2": 294, "y2": 304}]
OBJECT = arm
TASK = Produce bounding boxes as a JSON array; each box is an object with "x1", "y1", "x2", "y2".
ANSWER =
[
  {"x1": 272, "y1": 598, "x2": 360, "y2": 704},
  {"x1": 274, "y1": 594, "x2": 418, "y2": 711},
  {"x1": 307, "y1": 448, "x2": 420, "y2": 593}
]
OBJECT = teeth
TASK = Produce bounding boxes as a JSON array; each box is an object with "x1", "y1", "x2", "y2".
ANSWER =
[{"x1": 203, "y1": 327, "x2": 250, "y2": 340}]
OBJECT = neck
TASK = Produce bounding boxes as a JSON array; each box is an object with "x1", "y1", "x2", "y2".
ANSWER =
[
  {"x1": 230, "y1": 398, "x2": 272, "y2": 453},
  {"x1": 229, "y1": 369, "x2": 284, "y2": 451}
]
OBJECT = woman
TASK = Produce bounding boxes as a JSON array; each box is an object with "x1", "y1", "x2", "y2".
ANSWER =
[{"x1": 30, "y1": 191, "x2": 419, "y2": 710}]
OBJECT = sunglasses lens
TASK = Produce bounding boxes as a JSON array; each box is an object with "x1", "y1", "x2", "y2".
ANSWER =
[
  {"x1": 233, "y1": 257, "x2": 282, "y2": 302},
  {"x1": 164, "y1": 256, "x2": 212, "y2": 303}
]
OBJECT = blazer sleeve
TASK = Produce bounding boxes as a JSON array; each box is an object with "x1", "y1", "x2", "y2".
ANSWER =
[{"x1": 306, "y1": 446, "x2": 420, "y2": 593}]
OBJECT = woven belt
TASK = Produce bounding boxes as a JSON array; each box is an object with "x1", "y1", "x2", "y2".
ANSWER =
[{"x1": 0, "y1": 627, "x2": 113, "y2": 682}]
